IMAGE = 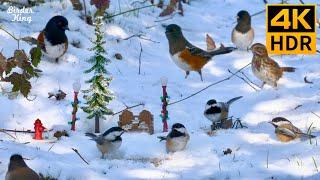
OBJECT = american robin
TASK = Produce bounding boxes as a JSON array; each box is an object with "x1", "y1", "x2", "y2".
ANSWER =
[
  {"x1": 232, "y1": 10, "x2": 254, "y2": 50},
  {"x1": 86, "y1": 127, "x2": 125, "y2": 159},
  {"x1": 250, "y1": 43, "x2": 295, "y2": 88},
  {"x1": 5, "y1": 154, "x2": 39, "y2": 180},
  {"x1": 158, "y1": 123, "x2": 190, "y2": 153},
  {"x1": 269, "y1": 117, "x2": 315, "y2": 142},
  {"x1": 165, "y1": 24, "x2": 235, "y2": 81},
  {"x1": 37, "y1": 15, "x2": 69, "y2": 63},
  {"x1": 204, "y1": 96, "x2": 242, "y2": 130}
]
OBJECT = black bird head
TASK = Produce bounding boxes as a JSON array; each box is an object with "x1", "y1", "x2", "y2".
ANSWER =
[
  {"x1": 235, "y1": 10, "x2": 251, "y2": 33},
  {"x1": 171, "y1": 123, "x2": 187, "y2": 133},
  {"x1": 206, "y1": 99, "x2": 217, "y2": 106},
  {"x1": 237, "y1": 10, "x2": 251, "y2": 24},
  {"x1": 269, "y1": 117, "x2": 291, "y2": 128},
  {"x1": 43, "y1": 16, "x2": 69, "y2": 45},
  {"x1": 102, "y1": 127, "x2": 125, "y2": 140},
  {"x1": 8, "y1": 154, "x2": 28, "y2": 171},
  {"x1": 45, "y1": 15, "x2": 69, "y2": 31},
  {"x1": 165, "y1": 24, "x2": 183, "y2": 39}
]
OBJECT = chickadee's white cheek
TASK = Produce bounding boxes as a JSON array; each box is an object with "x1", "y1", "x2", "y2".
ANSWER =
[{"x1": 176, "y1": 128, "x2": 186, "y2": 134}]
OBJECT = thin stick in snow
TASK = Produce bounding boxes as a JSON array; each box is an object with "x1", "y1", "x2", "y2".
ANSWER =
[
  {"x1": 71, "y1": 148, "x2": 89, "y2": 165},
  {"x1": 228, "y1": 69, "x2": 259, "y2": 91},
  {"x1": 0, "y1": 129, "x2": 16, "y2": 140},
  {"x1": 311, "y1": 112, "x2": 320, "y2": 119},
  {"x1": 266, "y1": 150, "x2": 269, "y2": 169},
  {"x1": 112, "y1": 103, "x2": 145, "y2": 116},
  {"x1": 312, "y1": 157, "x2": 318, "y2": 172},
  {"x1": 138, "y1": 42, "x2": 143, "y2": 75},
  {"x1": 168, "y1": 62, "x2": 252, "y2": 106}
]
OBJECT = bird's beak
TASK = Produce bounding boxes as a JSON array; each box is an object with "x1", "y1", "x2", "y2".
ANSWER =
[
  {"x1": 268, "y1": 121, "x2": 276, "y2": 127},
  {"x1": 63, "y1": 25, "x2": 70, "y2": 30}
]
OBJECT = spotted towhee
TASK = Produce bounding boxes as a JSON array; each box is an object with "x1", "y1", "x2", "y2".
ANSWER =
[
  {"x1": 269, "y1": 117, "x2": 315, "y2": 142},
  {"x1": 6, "y1": 154, "x2": 40, "y2": 180},
  {"x1": 250, "y1": 43, "x2": 295, "y2": 88},
  {"x1": 165, "y1": 24, "x2": 235, "y2": 81},
  {"x1": 37, "y1": 15, "x2": 69, "y2": 63},
  {"x1": 158, "y1": 123, "x2": 190, "y2": 153},
  {"x1": 232, "y1": 10, "x2": 254, "y2": 50}
]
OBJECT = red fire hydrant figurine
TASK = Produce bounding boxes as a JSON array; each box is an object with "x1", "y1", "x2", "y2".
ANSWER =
[{"x1": 34, "y1": 119, "x2": 46, "y2": 140}]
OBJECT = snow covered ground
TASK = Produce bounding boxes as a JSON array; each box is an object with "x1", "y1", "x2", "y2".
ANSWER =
[{"x1": 0, "y1": 0, "x2": 320, "y2": 179}]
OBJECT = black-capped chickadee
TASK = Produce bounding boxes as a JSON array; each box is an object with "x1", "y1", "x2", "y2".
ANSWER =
[
  {"x1": 269, "y1": 117, "x2": 315, "y2": 142},
  {"x1": 204, "y1": 96, "x2": 243, "y2": 130},
  {"x1": 86, "y1": 127, "x2": 125, "y2": 158},
  {"x1": 6, "y1": 154, "x2": 39, "y2": 180},
  {"x1": 158, "y1": 123, "x2": 190, "y2": 153}
]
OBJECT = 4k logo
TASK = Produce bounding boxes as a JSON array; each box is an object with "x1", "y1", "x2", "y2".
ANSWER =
[{"x1": 266, "y1": 4, "x2": 316, "y2": 54}]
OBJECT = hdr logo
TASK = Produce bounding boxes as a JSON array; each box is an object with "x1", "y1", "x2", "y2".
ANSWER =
[{"x1": 266, "y1": 4, "x2": 317, "y2": 54}]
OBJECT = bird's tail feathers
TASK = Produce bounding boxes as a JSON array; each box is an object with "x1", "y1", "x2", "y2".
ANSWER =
[
  {"x1": 209, "y1": 44, "x2": 236, "y2": 57},
  {"x1": 281, "y1": 67, "x2": 295, "y2": 73},
  {"x1": 157, "y1": 136, "x2": 167, "y2": 142},
  {"x1": 227, "y1": 96, "x2": 243, "y2": 105},
  {"x1": 298, "y1": 132, "x2": 316, "y2": 139},
  {"x1": 85, "y1": 132, "x2": 97, "y2": 139}
]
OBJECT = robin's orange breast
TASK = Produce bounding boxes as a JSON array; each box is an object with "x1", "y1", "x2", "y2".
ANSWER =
[{"x1": 179, "y1": 49, "x2": 208, "y2": 71}]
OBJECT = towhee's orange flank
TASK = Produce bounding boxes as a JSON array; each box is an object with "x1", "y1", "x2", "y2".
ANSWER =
[
  {"x1": 165, "y1": 24, "x2": 236, "y2": 81},
  {"x1": 37, "y1": 15, "x2": 69, "y2": 63}
]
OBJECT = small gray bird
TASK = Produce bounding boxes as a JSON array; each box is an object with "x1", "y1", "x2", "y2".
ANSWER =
[
  {"x1": 86, "y1": 127, "x2": 125, "y2": 159},
  {"x1": 232, "y1": 10, "x2": 254, "y2": 50},
  {"x1": 158, "y1": 123, "x2": 190, "y2": 153},
  {"x1": 204, "y1": 96, "x2": 243, "y2": 130},
  {"x1": 6, "y1": 154, "x2": 40, "y2": 180}
]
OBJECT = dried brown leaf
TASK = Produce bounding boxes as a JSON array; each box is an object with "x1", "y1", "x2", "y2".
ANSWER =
[{"x1": 206, "y1": 34, "x2": 216, "y2": 51}]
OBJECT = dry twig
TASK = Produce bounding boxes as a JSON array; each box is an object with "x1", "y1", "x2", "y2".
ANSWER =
[
  {"x1": 113, "y1": 103, "x2": 145, "y2": 116},
  {"x1": 168, "y1": 63, "x2": 252, "y2": 106},
  {"x1": 228, "y1": 69, "x2": 259, "y2": 91},
  {"x1": 138, "y1": 42, "x2": 143, "y2": 75},
  {"x1": 304, "y1": 76, "x2": 313, "y2": 84},
  {"x1": 71, "y1": 148, "x2": 89, "y2": 165}
]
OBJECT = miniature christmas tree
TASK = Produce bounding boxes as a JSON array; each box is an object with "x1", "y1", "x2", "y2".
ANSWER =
[{"x1": 82, "y1": 16, "x2": 113, "y2": 133}]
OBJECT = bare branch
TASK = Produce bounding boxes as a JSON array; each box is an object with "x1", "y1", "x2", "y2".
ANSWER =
[
  {"x1": 71, "y1": 148, "x2": 89, "y2": 165},
  {"x1": 113, "y1": 103, "x2": 145, "y2": 116},
  {"x1": 304, "y1": 76, "x2": 313, "y2": 84},
  {"x1": 138, "y1": 42, "x2": 143, "y2": 75},
  {"x1": 168, "y1": 63, "x2": 252, "y2": 106}
]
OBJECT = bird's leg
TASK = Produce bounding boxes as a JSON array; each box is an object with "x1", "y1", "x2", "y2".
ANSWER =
[
  {"x1": 185, "y1": 71, "x2": 190, "y2": 79},
  {"x1": 198, "y1": 70, "x2": 203, "y2": 81},
  {"x1": 261, "y1": 82, "x2": 265, "y2": 89},
  {"x1": 101, "y1": 153, "x2": 105, "y2": 159},
  {"x1": 55, "y1": 58, "x2": 59, "y2": 63},
  {"x1": 211, "y1": 124, "x2": 216, "y2": 131}
]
